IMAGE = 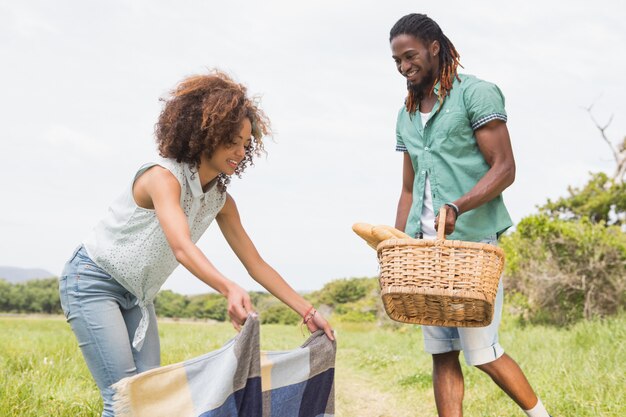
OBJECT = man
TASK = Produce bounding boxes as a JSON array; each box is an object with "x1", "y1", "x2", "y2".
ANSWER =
[{"x1": 390, "y1": 13, "x2": 551, "y2": 417}]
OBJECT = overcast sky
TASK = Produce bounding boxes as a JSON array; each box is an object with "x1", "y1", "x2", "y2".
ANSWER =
[{"x1": 1, "y1": 0, "x2": 625, "y2": 294}]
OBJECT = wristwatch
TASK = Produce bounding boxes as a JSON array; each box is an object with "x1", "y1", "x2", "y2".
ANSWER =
[{"x1": 445, "y1": 202, "x2": 460, "y2": 218}]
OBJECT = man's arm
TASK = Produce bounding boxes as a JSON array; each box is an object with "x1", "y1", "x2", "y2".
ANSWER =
[
  {"x1": 395, "y1": 152, "x2": 415, "y2": 232},
  {"x1": 437, "y1": 120, "x2": 515, "y2": 235}
]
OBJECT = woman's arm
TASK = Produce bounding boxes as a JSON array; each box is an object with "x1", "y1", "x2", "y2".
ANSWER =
[
  {"x1": 135, "y1": 166, "x2": 252, "y2": 330},
  {"x1": 216, "y1": 193, "x2": 334, "y2": 340}
]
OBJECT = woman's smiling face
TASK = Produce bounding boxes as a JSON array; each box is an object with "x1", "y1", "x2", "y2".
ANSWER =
[{"x1": 206, "y1": 118, "x2": 252, "y2": 176}]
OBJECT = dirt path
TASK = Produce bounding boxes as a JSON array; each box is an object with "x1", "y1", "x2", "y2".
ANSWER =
[{"x1": 334, "y1": 364, "x2": 435, "y2": 417}]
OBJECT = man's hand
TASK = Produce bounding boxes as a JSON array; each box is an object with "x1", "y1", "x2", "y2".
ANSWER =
[{"x1": 434, "y1": 204, "x2": 458, "y2": 236}]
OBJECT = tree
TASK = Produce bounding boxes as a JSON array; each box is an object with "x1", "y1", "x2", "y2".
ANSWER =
[
  {"x1": 308, "y1": 277, "x2": 372, "y2": 306},
  {"x1": 259, "y1": 304, "x2": 301, "y2": 325},
  {"x1": 502, "y1": 104, "x2": 626, "y2": 324},
  {"x1": 154, "y1": 290, "x2": 189, "y2": 318},
  {"x1": 185, "y1": 294, "x2": 228, "y2": 321},
  {"x1": 541, "y1": 172, "x2": 626, "y2": 226},
  {"x1": 541, "y1": 105, "x2": 626, "y2": 227},
  {"x1": 0, "y1": 279, "x2": 12, "y2": 311},
  {"x1": 0, "y1": 278, "x2": 62, "y2": 314},
  {"x1": 583, "y1": 102, "x2": 626, "y2": 183}
]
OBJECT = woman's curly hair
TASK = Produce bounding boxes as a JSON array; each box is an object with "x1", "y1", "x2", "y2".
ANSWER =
[{"x1": 155, "y1": 70, "x2": 271, "y2": 192}]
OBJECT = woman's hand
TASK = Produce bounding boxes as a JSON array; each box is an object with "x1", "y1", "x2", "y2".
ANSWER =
[
  {"x1": 216, "y1": 195, "x2": 334, "y2": 340},
  {"x1": 304, "y1": 307, "x2": 335, "y2": 341},
  {"x1": 224, "y1": 282, "x2": 254, "y2": 331}
]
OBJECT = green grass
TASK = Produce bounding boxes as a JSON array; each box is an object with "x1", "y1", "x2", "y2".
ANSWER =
[{"x1": 1, "y1": 314, "x2": 624, "y2": 416}]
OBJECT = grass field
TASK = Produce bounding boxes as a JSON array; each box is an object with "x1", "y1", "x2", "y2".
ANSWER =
[{"x1": 1, "y1": 314, "x2": 624, "y2": 416}]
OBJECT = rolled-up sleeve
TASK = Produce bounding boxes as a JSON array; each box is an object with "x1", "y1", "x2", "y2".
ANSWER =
[
  {"x1": 396, "y1": 108, "x2": 408, "y2": 152},
  {"x1": 463, "y1": 80, "x2": 507, "y2": 130}
]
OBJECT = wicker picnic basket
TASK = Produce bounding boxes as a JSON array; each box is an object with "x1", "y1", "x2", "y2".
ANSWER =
[{"x1": 377, "y1": 207, "x2": 505, "y2": 327}]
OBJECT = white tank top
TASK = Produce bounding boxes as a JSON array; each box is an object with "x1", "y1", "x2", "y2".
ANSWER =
[
  {"x1": 420, "y1": 111, "x2": 436, "y2": 238},
  {"x1": 83, "y1": 157, "x2": 226, "y2": 349}
]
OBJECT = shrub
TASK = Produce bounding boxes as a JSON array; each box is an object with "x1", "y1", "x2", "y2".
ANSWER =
[
  {"x1": 0, "y1": 278, "x2": 61, "y2": 314},
  {"x1": 154, "y1": 290, "x2": 189, "y2": 318},
  {"x1": 540, "y1": 172, "x2": 626, "y2": 226},
  {"x1": 501, "y1": 215, "x2": 626, "y2": 325},
  {"x1": 260, "y1": 303, "x2": 301, "y2": 325},
  {"x1": 185, "y1": 294, "x2": 228, "y2": 321},
  {"x1": 308, "y1": 277, "x2": 377, "y2": 307}
]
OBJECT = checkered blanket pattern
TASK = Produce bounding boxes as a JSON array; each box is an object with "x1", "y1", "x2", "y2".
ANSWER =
[{"x1": 112, "y1": 315, "x2": 335, "y2": 417}]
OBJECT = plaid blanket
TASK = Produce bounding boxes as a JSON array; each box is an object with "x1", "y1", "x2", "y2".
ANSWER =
[{"x1": 112, "y1": 315, "x2": 335, "y2": 417}]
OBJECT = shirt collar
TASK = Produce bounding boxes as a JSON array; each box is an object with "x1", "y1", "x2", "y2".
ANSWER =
[
  {"x1": 433, "y1": 81, "x2": 440, "y2": 95},
  {"x1": 184, "y1": 163, "x2": 204, "y2": 198},
  {"x1": 433, "y1": 75, "x2": 463, "y2": 96},
  {"x1": 429, "y1": 81, "x2": 444, "y2": 115}
]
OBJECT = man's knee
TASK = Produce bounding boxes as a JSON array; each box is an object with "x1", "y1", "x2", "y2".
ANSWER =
[
  {"x1": 474, "y1": 352, "x2": 506, "y2": 375},
  {"x1": 432, "y1": 350, "x2": 461, "y2": 366}
]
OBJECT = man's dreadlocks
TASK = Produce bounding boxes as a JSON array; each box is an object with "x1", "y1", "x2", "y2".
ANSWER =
[{"x1": 390, "y1": 13, "x2": 462, "y2": 114}]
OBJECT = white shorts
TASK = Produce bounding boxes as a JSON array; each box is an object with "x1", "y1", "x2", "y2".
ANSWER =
[{"x1": 420, "y1": 234, "x2": 504, "y2": 366}]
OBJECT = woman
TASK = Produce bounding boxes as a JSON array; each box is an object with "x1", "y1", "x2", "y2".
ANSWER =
[{"x1": 59, "y1": 70, "x2": 333, "y2": 416}]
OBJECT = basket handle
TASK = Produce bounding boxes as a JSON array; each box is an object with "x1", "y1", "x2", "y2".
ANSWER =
[{"x1": 437, "y1": 205, "x2": 447, "y2": 240}]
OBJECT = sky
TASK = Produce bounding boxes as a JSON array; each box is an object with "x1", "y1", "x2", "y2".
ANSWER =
[{"x1": 1, "y1": 0, "x2": 625, "y2": 294}]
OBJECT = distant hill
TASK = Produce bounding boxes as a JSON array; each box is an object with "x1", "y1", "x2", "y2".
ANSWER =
[{"x1": 0, "y1": 266, "x2": 56, "y2": 284}]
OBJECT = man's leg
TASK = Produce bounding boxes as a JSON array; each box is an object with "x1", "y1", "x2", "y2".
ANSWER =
[
  {"x1": 422, "y1": 324, "x2": 463, "y2": 416},
  {"x1": 475, "y1": 354, "x2": 538, "y2": 410},
  {"x1": 432, "y1": 351, "x2": 464, "y2": 417},
  {"x1": 458, "y1": 276, "x2": 549, "y2": 416}
]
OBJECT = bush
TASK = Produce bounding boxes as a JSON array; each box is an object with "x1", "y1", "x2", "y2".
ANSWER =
[
  {"x1": 0, "y1": 278, "x2": 61, "y2": 314},
  {"x1": 541, "y1": 172, "x2": 626, "y2": 226},
  {"x1": 185, "y1": 294, "x2": 228, "y2": 321},
  {"x1": 259, "y1": 303, "x2": 301, "y2": 325},
  {"x1": 308, "y1": 277, "x2": 377, "y2": 307},
  {"x1": 501, "y1": 215, "x2": 626, "y2": 325},
  {"x1": 154, "y1": 290, "x2": 189, "y2": 318}
]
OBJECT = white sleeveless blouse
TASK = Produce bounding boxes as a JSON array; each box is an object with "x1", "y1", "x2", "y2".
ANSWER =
[{"x1": 83, "y1": 157, "x2": 226, "y2": 350}]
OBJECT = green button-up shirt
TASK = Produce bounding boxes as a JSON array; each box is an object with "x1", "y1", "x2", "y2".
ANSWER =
[{"x1": 396, "y1": 73, "x2": 513, "y2": 242}]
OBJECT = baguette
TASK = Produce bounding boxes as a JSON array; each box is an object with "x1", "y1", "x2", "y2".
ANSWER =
[
  {"x1": 352, "y1": 223, "x2": 378, "y2": 249},
  {"x1": 375, "y1": 225, "x2": 412, "y2": 239},
  {"x1": 371, "y1": 226, "x2": 397, "y2": 243}
]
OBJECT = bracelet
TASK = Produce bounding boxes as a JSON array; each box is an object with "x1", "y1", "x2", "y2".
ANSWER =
[
  {"x1": 303, "y1": 307, "x2": 317, "y2": 324},
  {"x1": 302, "y1": 305, "x2": 314, "y2": 320},
  {"x1": 302, "y1": 305, "x2": 316, "y2": 324},
  {"x1": 445, "y1": 202, "x2": 460, "y2": 218},
  {"x1": 300, "y1": 306, "x2": 317, "y2": 336},
  {"x1": 300, "y1": 308, "x2": 316, "y2": 336}
]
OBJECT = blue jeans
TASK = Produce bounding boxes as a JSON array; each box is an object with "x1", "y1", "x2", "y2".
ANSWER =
[{"x1": 59, "y1": 246, "x2": 160, "y2": 417}]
